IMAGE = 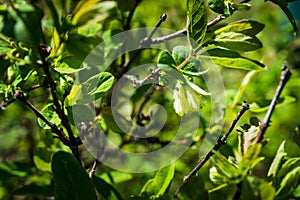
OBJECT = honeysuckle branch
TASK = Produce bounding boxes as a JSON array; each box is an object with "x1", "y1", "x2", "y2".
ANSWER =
[
  {"x1": 38, "y1": 45, "x2": 81, "y2": 161},
  {"x1": 255, "y1": 66, "x2": 292, "y2": 144},
  {"x1": 174, "y1": 101, "x2": 250, "y2": 198}
]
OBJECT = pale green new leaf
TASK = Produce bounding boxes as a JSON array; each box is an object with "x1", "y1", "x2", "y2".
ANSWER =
[
  {"x1": 238, "y1": 144, "x2": 263, "y2": 176},
  {"x1": 140, "y1": 164, "x2": 175, "y2": 198},
  {"x1": 187, "y1": 0, "x2": 208, "y2": 49},
  {"x1": 173, "y1": 81, "x2": 202, "y2": 116},
  {"x1": 276, "y1": 166, "x2": 300, "y2": 199},
  {"x1": 199, "y1": 48, "x2": 265, "y2": 70}
]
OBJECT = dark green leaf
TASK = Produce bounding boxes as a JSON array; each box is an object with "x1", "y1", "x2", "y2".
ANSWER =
[
  {"x1": 51, "y1": 151, "x2": 97, "y2": 200},
  {"x1": 93, "y1": 176, "x2": 123, "y2": 200},
  {"x1": 208, "y1": 0, "x2": 225, "y2": 14},
  {"x1": 140, "y1": 164, "x2": 175, "y2": 198},
  {"x1": 158, "y1": 50, "x2": 176, "y2": 67},
  {"x1": 199, "y1": 48, "x2": 265, "y2": 70},
  {"x1": 172, "y1": 46, "x2": 190, "y2": 65},
  {"x1": 187, "y1": 0, "x2": 208, "y2": 49}
]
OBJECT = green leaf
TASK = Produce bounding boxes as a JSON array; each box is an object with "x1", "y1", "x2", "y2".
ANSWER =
[
  {"x1": 238, "y1": 144, "x2": 263, "y2": 176},
  {"x1": 179, "y1": 176, "x2": 208, "y2": 200},
  {"x1": 65, "y1": 72, "x2": 114, "y2": 105},
  {"x1": 140, "y1": 164, "x2": 175, "y2": 198},
  {"x1": 210, "y1": 151, "x2": 240, "y2": 185},
  {"x1": 172, "y1": 46, "x2": 190, "y2": 65},
  {"x1": 55, "y1": 62, "x2": 86, "y2": 74},
  {"x1": 51, "y1": 151, "x2": 97, "y2": 200},
  {"x1": 276, "y1": 157, "x2": 300, "y2": 184},
  {"x1": 249, "y1": 96, "x2": 296, "y2": 113},
  {"x1": 37, "y1": 104, "x2": 61, "y2": 129},
  {"x1": 267, "y1": 141, "x2": 287, "y2": 178},
  {"x1": 241, "y1": 176, "x2": 276, "y2": 200},
  {"x1": 78, "y1": 23, "x2": 103, "y2": 37},
  {"x1": 72, "y1": 0, "x2": 116, "y2": 25},
  {"x1": 33, "y1": 147, "x2": 55, "y2": 172},
  {"x1": 208, "y1": 0, "x2": 225, "y2": 14},
  {"x1": 158, "y1": 50, "x2": 176, "y2": 67},
  {"x1": 268, "y1": 0, "x2": 298, "y2": 34},
  {"x1": 199, "y1": 48, "x2": 265, "y2": 70},
  {"x1": 214, "y1": 19, "x2": 265, "y2": 36},
  {"x1": 93, "y1": 176, "x2": 123, "y2": 200},
  {"x1": 276, "y1": 166, "x2": 300, "y2": 199},
  {"x1": 293, "y1": 124, "x2": 300, "y2": 149},
  {"x1": 186, "y1": 0, "x2": 208, "y2": 49},
  {"x1": 212, "y1": 32, "x2": 263, "y2": 51},
  {"x1": 173, "y1": 80, "x2": 202, "y2": 116}
]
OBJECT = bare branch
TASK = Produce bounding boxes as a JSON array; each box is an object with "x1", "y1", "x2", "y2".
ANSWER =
[{"x1": 255, "y1": 66, "x2": 292, "y2": 143}]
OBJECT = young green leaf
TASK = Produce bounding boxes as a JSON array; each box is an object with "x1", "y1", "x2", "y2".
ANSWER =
[
  {"x1": 238, "y1": 144, "x2": 263, "y2": 176},
  {"x1": 276, "y1": 166, "x2": 300, "y2": 199},
  {"x1": 51, "y1": 151, "x2": 97, "y2": 200},
  {"x1": 173, "y1": 81, "x2": 203, "y2": 116},
  {"x1": 212, "y1": 32, "x2": 263, "y2": 52},
  {"x1": 186, "y1": 0, "x2": 208, "y2": 49},
  {"x1": 267, "y1": 141, "x2": 287, "y2": 178},
  {"x1": 140, "y1": 164, "x2": 175, "y2": 198},
  {"x1": 214, "y1": 20, "x2": 265, "y2": 36},
  {"x1": 199, "y1": 48, "x2": 265, "y2": 70},
  {"x1": 37, "y1": 104, "x2": 61, "y2": 129}
]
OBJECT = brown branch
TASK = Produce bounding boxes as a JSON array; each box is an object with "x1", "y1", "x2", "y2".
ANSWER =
[
  {"x1": 38, "y1": 45, "x2": 81, "y2": 161},
  {"x1": 174, "y1": 101, "x2": 250, "y2": 198},
  {"x1": 255, "y1": 66, "x2": 292, "y2": 144}
]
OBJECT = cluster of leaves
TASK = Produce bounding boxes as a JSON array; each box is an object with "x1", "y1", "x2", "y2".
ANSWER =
[{"x1": 0, "y1": 0, "x2": 299, "y2": 199}]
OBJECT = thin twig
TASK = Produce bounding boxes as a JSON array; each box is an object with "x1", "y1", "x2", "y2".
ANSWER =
[
  {"x1": 123, "y1": 14, "x2": 167, "y2": 70},
  {"x1": 174, "y1": 101, "x2": 250, "y2": 198},
  {"x1": 255, "y1": 66, "x2": 292, "y2": 143},
  {"x1": 14, "y1": 90, "x2": 72, "y2": 146}
]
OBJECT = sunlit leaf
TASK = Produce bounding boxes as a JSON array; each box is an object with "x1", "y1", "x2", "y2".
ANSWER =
[
  {"x1": 186, "y1": 0, "x2": 208, "y2": 49},
  {"x1": 238, "y1": 144, "x2": 263, "y2": 176},
  {"x1": 54, "y1": 62, "x2": 86, "y2": 74},
  {"x1": 140, "y1": 164, "x2": 175, "y2": 198},
  {"x1": 267, "y1": 141, "x2": 287, "y2": 178},
  {"x1": 276, "y1": 166, "x2": 300, "y2": 199},
  {"x1": 52, "y1": 151, "x2": 97, "y2": 200},
  {"x1": 212, "y1": 32, "x2": 263, "y2": 51},
  {"x1": 33, "y1": 147, "x2": 55, "y2": 172},
  {"x1": 37, "y1": 104, "x2": 61, "y2": 129}
]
